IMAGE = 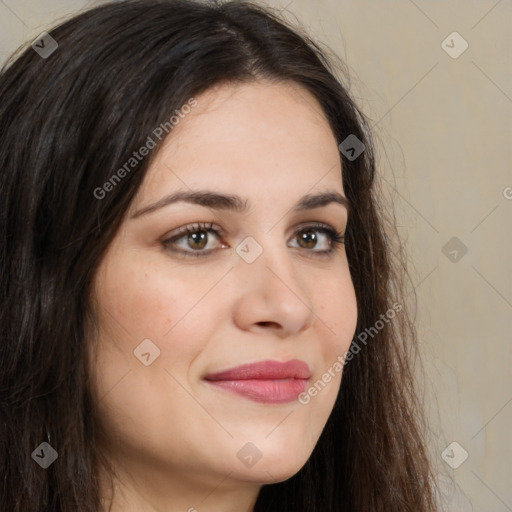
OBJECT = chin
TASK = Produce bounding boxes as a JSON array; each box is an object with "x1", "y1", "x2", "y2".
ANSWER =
[
  {"x1": 233, "y1": 446, "x2": 313, "y2": 484},
  {"x1": 239, "y1": 463, "x2": 307, "y2": 486}
]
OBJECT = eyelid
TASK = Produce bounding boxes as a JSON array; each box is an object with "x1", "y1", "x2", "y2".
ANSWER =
[
  {"x1": 162, "y1": 221, "x2": 224, "y2": 240},
  {"x1": 162, "y1": 220, "x2": 343, "y2": 239}
]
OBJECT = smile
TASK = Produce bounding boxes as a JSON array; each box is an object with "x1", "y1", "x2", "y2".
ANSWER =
[{"x1": 203, "y1": 359, "x2": 311, "y2": 404}]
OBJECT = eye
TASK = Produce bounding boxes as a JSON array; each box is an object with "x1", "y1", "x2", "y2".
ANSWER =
[
  {"x1": 289, "y1": 223, "x2": 345, "y2": 255},
  {"x1": 161, "y1": 221, "x2": 345, "y2": 258},
  {"x1": 161, "y1": 222, "x2": 226, "y2": 257}
]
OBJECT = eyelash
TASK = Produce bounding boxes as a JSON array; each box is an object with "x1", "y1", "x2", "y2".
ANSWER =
[{"x1": 161, "y1": 221, "x2": 345, "y2": 258}]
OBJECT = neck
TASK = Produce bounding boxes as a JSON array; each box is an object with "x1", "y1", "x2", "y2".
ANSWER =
[{"x1": 96, "y1": 453, "x2": 262, "y2": 512}]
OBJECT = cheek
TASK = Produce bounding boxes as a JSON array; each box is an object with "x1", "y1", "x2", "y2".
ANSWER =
[
  {"x1": 90, "y1": 252, "x2": 232, "y2": 389},
  {"x1": 96, "y1": 264, "x2": 177, "y2": 341},
  {"x1": 94, "y1": 250, "x2": 210, "y2": 343},
  {"x1": 88, "y1": 254, "x2": 230, "y2": 445},
  {"x1": 317, "y1": 268, "x2": 358, "y2": 354},
  {"x1": 296, "y1": 268, "x2": 357, "y2": 398}
]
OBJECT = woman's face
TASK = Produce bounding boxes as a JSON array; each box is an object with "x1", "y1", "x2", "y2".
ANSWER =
[{"x1": 89, "y1": 80, "x2": 358, "y2": 506}]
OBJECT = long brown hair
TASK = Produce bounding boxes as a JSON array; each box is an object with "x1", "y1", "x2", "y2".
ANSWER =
[{"x1": 0, "y1": 0, "x2": 436, "y2": 510}]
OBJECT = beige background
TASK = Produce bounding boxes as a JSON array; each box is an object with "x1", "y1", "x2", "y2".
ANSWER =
[{"x1": 1, "y1": 0, "x2": 510, "y2": 510}]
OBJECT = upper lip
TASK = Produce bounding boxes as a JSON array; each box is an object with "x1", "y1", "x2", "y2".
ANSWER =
[{"x1": 204, "y1": 359, "x2": 311, "y2": 381}]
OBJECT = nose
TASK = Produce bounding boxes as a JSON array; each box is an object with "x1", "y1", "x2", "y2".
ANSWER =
[{"x1": 231, "y1": 235, "x2": 315, "y2": 337}]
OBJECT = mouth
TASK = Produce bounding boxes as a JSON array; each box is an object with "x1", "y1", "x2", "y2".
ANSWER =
[{"x1": 203, "y1": 359, "x2": 311, "y2": 404}]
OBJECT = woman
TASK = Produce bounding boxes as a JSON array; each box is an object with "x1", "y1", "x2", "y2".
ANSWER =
[{"x1": 0, "y1": 0, "x2": 437, "y2": 510}]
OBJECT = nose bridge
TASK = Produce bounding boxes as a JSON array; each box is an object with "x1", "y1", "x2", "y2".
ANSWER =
[
  {"x1": 237, "y1": 230, "x2": 297, "y2": 290},
  {"x1": 232, "y1": 229, "x2": 315, "y2": 333}
]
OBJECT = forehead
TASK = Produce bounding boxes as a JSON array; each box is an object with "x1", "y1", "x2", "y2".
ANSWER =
[{"x1": 131, "y1": 80, "x2": 344, "y2": 210}]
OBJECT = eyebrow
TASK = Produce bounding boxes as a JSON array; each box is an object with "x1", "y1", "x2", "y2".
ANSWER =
[{"x1": 130, "y1": 189, "x2": 350, "y2": 218}]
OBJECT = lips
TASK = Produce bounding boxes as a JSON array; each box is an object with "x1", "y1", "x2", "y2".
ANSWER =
[{"x1": 204, "y1": 359, "x2": 311, "y2": 404}]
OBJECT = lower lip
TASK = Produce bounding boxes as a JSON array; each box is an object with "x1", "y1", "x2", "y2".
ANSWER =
[{"x1": 206, "y1": 378, "x2": 308, "y2": 404}]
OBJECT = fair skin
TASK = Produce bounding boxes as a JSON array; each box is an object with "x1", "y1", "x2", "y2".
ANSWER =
[{"x1": 89, "y1": 79, "x2": 358, "y2": 512}]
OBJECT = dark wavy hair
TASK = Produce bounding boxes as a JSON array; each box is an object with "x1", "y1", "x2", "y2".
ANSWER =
[{"x1": 0, "y1": 0, "x2": 437, "y2": 510}]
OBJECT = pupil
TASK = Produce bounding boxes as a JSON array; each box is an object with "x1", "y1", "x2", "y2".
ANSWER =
[
  {"x1": 189, "y1": 231, "x2": 207, "y2": 249},
  {"x1": 300, "y1": 230, "x2": 316, "y2": 248}
]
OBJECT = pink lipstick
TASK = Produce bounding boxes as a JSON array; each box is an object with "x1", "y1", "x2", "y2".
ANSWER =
[{"x1": 204, "y1": 359, "x2": 311, "y2": 404}]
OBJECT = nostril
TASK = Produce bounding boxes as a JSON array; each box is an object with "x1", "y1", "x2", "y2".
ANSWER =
[{"x1": 257, "y1": 321, "x2": 281, "y2": 329}]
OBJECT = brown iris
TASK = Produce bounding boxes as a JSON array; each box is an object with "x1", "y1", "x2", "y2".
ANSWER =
[
  {"x1": 298, "y1": 229, "x2": 317, "y2": 249},
  {"x1": 187, "y1": 231, "x2": 208, "y2": 250}
]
